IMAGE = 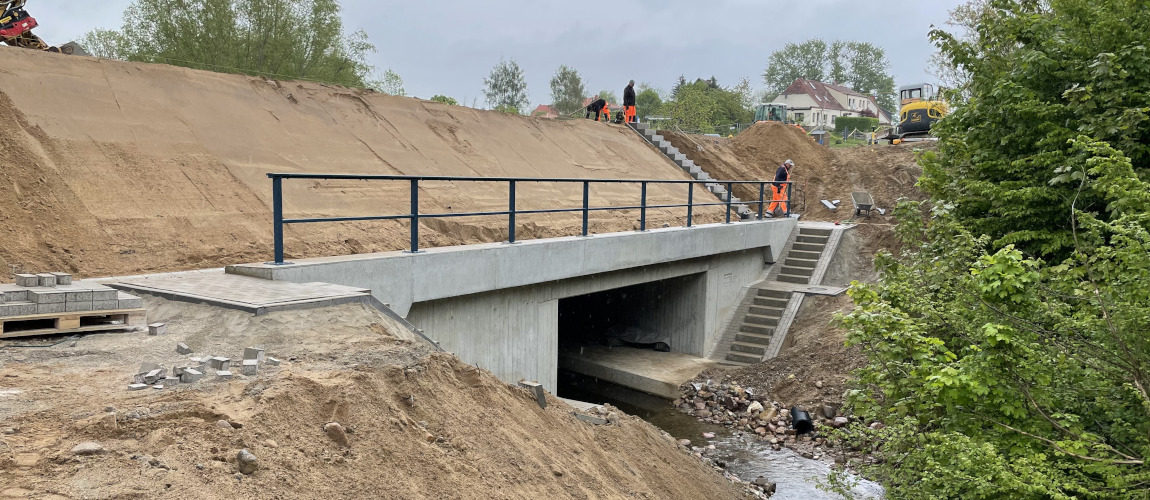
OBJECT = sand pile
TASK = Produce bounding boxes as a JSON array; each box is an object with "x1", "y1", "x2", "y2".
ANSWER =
[
  {"x1": 660, "y1": 123, "x2": 927, "y2": 220},
  {"x1": 0, "y1": 297, "x2": 752, "y2": 499},
  {"x1": 0, "y1": 48, "x2": 721, "y2": 278}
]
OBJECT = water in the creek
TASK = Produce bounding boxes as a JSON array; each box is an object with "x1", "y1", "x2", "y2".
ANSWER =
[{"x1": 556, "y1": 370, "x2": 884, "y2": 499}]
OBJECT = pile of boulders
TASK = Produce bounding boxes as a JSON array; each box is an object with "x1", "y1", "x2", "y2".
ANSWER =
[
  {"x1": 674, "y1": 379, "x2": 856, "y2": 448},
  {"x1": 128, "y1": 342, "x2": 282, "y2": 391}
]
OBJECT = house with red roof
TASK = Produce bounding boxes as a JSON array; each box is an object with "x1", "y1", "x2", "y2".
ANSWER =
[
  {"x1": 771, "y1": 78, "x2": 892, "y2": 128},
  {"x1": 531, "y1": 104, "x2": 559, "y2": 119}
]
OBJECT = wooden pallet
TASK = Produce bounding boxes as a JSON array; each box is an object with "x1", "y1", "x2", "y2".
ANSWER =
[{"x1": 0, "y1": 308, "x2": 147, "y2": 339}]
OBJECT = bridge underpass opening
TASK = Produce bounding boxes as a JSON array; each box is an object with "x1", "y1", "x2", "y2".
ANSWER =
[{"x1": 556, "y1": 273, "x2": 712, "y2": 400}]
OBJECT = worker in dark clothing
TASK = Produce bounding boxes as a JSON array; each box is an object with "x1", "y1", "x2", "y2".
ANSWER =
[
  {"x1": 623, "y1": 80, "x2": 637, "y2": 123},
  {"x1": 586, "y1": 98, "x2": 608, "y2": 121},
  {"x1": 768, "y1": 159, "x2": 793, "y2": 216}
]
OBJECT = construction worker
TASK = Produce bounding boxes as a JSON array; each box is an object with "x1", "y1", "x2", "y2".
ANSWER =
[
  {"x1": 767, "y1": 159, "x2": 794, "y2": 216},
  {"x1": 623, "y1": 80, "x2": 637, "y2": 123},
  {"x1": 586, "y1": 98, "x2": 608, "y2": 122}
]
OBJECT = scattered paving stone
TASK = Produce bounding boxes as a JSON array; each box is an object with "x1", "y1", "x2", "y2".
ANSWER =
[
  {"x1": 180, "y1": 368, "x2": 203, "y2": 383},
  {"x1": 128, "y1": 383, "x2": 149, "y2": 391},
  {"x1": 574, "y1": 413, "x2": 608, "y2": 425},
  {"x1": 241, "y1": 359, "x2": 258, "y2": 376},
  {"x1": 209, "y1": 357, "x2": 230, "y2": 370},
  {"x1": 148, "y1": 323, "x2": 167, "y2": 336},
  {"x1": 323, "y1": 422, "x2": 350, "y2": 447},
  {"x1": 71, "y1": 442, "x2": 106, "y2": 456},
  {"x1": 265, "y1": 357, "x2": 281, "y2": 366},
  {"x1": 236, "y1": 449, "x2": 259, "y2": 475},
  {"x1": 176, "y1": 342, "x2": 192, "y2": 355},
  {"x1": 216, "y1": 370, "x2": 233, "y2": 379}
]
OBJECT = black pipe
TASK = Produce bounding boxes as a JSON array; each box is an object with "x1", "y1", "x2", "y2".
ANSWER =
[{"x1": 791, "y1": 406, "x2": 813, "y2": 435}]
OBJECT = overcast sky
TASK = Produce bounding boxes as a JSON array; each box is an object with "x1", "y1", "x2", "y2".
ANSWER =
[{"x1": 32, "y1": 0, "x2": 964, "y2": 109}]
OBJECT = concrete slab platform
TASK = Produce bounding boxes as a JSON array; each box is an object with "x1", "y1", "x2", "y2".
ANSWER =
[
  {"x1": 106, "y1": 273, "x2": 371, "y2": 315},
  {"x1": 558, "y1": 397, "x2": 604, "y2": 412},
  {"x1": 559, "y1": 346, "x2": 717, "y2": 399},
  {"x1": 759, "y1": 282, "x2": 848, "y2": 296}
]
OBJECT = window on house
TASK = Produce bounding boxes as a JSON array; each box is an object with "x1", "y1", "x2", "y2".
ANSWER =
[
  {"x1": 794, "y1": 113, "x2": 804, "y2": 123},
  {"x1": 831, "y1": 115, "x2": 836, "y2": 125}
]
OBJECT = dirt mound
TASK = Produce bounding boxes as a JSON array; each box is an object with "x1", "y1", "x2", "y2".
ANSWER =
[
  {"x1": 0, "y1": 298, "x2": 750, "y2": 499},
  {"x1": 0, "y1": 48, "x2": 721, "y2": 278},
  {"x1": 660, "y1": 123, "x2": 929, "y2": 221}
]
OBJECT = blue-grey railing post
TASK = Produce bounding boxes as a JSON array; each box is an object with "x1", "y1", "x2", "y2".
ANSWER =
[
  {"x1": 409, "y1": 179, "x2": 419, "y2": 253},
  {"x1": 686, "y1": 182, "x2": 693, "y2": 227},
  {"x1": 639, "y1": 181, "x2": 647, "y2": 231},
  {"x1": 725, "y1": 182, "x2": 733, "y2": 223},
  {"x1": 272, "y1": 175, "x2": 284, "y2": 264},
  {"x1": 758, "y1": 182, "x2": 766, "y2": 220},
  {"x1": 508, "y1": 180, "x2": 517, "y2": 243},
  {"x1": 581, "y1": 181, "x2": 590, "y2": 236}
]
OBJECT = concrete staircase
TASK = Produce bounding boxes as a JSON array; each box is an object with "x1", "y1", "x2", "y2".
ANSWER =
[
  {"x1": 629, "y1": 122, "x2": 753, "y2": 218},
  {"x1": 710, "y1": 223, "x2": 844, "y2": 366}
]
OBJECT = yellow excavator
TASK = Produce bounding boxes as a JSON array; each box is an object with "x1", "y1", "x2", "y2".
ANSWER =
[
  {"x1": 885, "y1": 83, "x2": 948, "y2": 144},
  {"x1": 0, "y1": 0, "x2": 75, "y2": 53}
]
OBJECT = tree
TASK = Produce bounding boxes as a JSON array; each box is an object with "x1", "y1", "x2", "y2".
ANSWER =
[
  {"x1": 597, "y1": 90, "x2": 618, "y2": 105},
  {"x1": 430, "y1": 95, "x2": 458, "y2": 105},
  {"x1": 661, "y1": 77, "x2": 753, "y2": 132},
  {"x1": 762, "y1": 39, "x2": 827, "y2": 95},
  {"x1": 837, "y1": 0, "x2": 1150, "y2": 496},
  {"x1": 482, "y1": 58, "x2": 528, "y2": 113},
  {"x1": 921, "y1": 0, "x2": 1150, "y2": 258},
  {"x1": 548, "y1": 65, "x2": 586, "y2": 115},
  {"x1": 81, "y1": 0, "x2": 380, "y2": 88},
  {"x1": 762, "y1": 39, "x2": 897, "y2": 110},
  {"x1": 635, "y1": 83, "x2": 664, "y2": 119},
  {"x1": 730, "y1": 77, "x2": 755, "y2": 111},
  {"x1": 368, "y1": 69, "x2": 405, "y2": 96}
]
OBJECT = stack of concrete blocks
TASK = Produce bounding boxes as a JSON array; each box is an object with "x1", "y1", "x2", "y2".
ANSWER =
[{"x1": 1, "y1": 272, "x2": 144, "y2": 319}]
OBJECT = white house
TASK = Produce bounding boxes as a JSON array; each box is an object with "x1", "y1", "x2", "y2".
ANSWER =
[{"x1": 771, "y1": 78, "x2": 892, "y2": 128}]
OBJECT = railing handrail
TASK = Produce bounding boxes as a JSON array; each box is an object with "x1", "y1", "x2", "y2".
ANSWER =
[
  {"x1": 266, "y1": 174, "x2": 793, "y2": 265},
  {"x1": 267, "y1": 172, "x2": 778, "y2": 185}
]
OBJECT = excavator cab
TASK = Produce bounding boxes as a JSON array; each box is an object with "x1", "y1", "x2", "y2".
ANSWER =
[
  {"x1": 754, "y1": 103, "x2": 788, "y2": 123},
  {"x1": 888, "y1": 83, "x2": 948, "y2": 143},
  {"x1": 1, "y1": 0, "x2": 65, "y2": 52},
  {"x1": 899, "y1": 83, "x2": 935, "y2": 106}
]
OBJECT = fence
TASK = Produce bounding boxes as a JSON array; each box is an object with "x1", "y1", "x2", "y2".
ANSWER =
[{"x1": 266, "y1": 174, "x2": 792, "y2": 265}]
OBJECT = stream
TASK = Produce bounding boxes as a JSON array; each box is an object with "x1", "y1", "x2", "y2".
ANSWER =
[{"x1": 557, "y1": 370, "x2": 884, "y2": 499}]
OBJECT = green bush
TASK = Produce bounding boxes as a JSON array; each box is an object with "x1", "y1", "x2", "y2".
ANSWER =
[{"x1": 834, "y1": 116, "x2": 879, "y2": 134}]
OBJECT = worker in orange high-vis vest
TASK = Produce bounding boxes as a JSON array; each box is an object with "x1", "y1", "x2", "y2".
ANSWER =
[{"x1": 768, "y1": 159, "x2": 793, "y2": 216}]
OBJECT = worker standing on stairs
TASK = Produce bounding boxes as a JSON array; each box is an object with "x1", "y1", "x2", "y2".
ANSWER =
[
  {"x1": 623, "y1": 80, "x2": 637, "y2": 124},
  {"x1": 768, "y1": 159, "x2": 793, "y2": 216},
  {"x1": 586, "y1": 98, "x2": 608, "y2": 122}
]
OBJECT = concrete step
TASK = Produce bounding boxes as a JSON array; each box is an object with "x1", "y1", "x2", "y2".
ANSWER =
[
  {"x1": 792, "y1": 242, "x2": 826, "y2": 253},
  {"x1": 739, "y1": 324, "x2": 774, "y2": 336},
  {"x1": 799, "y1": 227, "x2": 832, "y2": 237},
  {"x1": 753, "y1": 297, "x2": 789, "y2": 308},
  {"x1": 735, "y1": 331, "x2": 773, "y2": 345},
  {"x1": 778, "y1": 274, "x2": 811, "y2": 285},
  {"x1": 749, "y1": 305, "x2": 785, "y2": 317},
  {"x1": 744, "y1": 313, "x2": 780, "y2": 327},
  {"x1": 673, "y1": 153, "x2": 686, "y2": 162},
  {"x1": 758, "y1": 289, "x2": 790, "y2": 299},
  {"x1": 718, "y1": 359, "x2": 752, "y2": 367},
  {"x1": 696, "y1": 172, "x2": 711, "y2": 180},
  {"x1": 660, "y1": 144, "x2": 679, "y2": 155},
  {"x1": 783, "y1": 257, "x2": 818, "y2": 269},
  {"x1": 781, "y1": 266, "x2": 814, "y2": 278},
  {"x1": 796, "y1": 235, "x2": 829, "y2": 245},
  {"x1": 650, "y1": 135, "x2": 664, "y2": 143},
  {"x1": 731, "y1": 341, "x2": 768, "y2": 355},
  {"x1": 724, "y1": 351, "x2": 761, "y2": 365},
  {"x1": 789, "y1": 250, "x2": 822, "y2": 261}
]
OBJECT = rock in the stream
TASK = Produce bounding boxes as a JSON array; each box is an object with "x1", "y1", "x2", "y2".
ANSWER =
[{"x1": 833, "y1": 417, "x2": 850, "y2": 428}]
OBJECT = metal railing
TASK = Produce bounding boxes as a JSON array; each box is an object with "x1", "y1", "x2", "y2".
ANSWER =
[{"x1": 266, "y1": 173, "x2": 792, "y2": 265}]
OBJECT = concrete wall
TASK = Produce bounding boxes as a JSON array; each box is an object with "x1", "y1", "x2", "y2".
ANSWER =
[
  {"x1": 406, "y1": 249, "x2": 766, "y2": 390},
  {"x1": 229, "y1": 219, "x2": 795, "y2": 316},
  {"x1": 228, "y1": 220, "x2": 795, "y2": 390}
]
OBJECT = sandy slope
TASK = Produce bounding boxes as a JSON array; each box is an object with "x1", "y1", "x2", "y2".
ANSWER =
[
  {"x1": 0, "y1": 48, "x2": 720, "y2": 277},
  {"x1": 0, "y1": 297, "x2": 750, "y2": 499}
]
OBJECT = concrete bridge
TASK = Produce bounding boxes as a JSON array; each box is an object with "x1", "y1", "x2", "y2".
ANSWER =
[{"x1": 229, "y1": 219, "x2": 795, "y2": 392}]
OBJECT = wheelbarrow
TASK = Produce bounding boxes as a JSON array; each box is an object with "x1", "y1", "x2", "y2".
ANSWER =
[{"x1": 852, "y1": 191, "x2": 875, "y2": 217}]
